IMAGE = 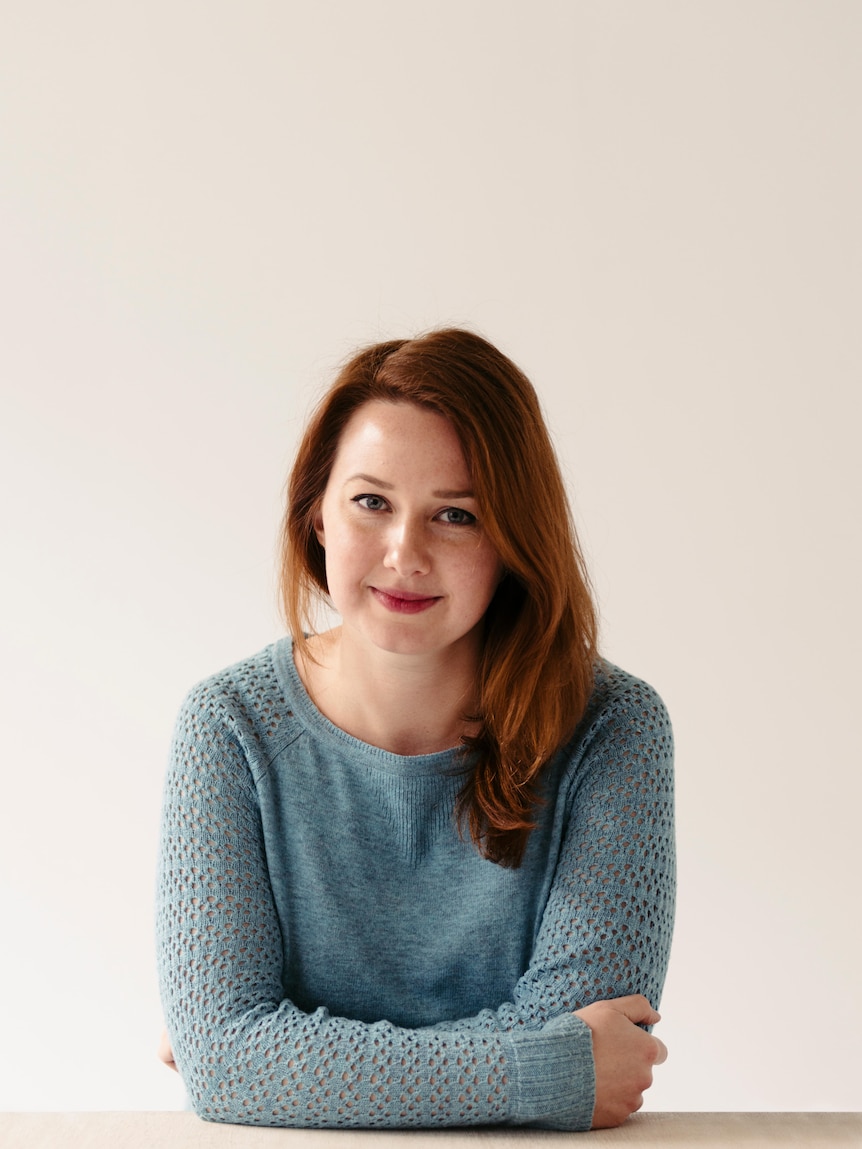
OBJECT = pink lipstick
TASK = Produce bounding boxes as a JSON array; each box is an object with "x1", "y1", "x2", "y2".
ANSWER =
[{"x1": 371, "y1": 587, "x2": 441, "y2": 614}]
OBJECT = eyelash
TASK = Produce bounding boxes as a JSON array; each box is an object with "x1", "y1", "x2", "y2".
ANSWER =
[
  {"x1": 351, "y1": 495, "x2": 476, "y2": 526},
  {"x1": 352, "y1": 494, "x2": 389, "y2": 513},
  {"x1": 437, "y1": 507, "x2": 476, "y2": 526}
]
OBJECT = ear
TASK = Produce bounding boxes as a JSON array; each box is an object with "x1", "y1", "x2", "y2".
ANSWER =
[{"x1": 313, "y1": 505, "x2": 325, "y2": 548}]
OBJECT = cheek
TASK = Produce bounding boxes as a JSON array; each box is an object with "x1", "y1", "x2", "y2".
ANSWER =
[
  {"x1": 460, "y1": 548, "x2": 504, "y2": 603},
  {"x1": 321, "y1": 521, "x2": 372, "y2": 585}
]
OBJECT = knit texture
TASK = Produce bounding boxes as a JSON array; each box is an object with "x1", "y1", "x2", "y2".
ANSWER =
[{"x1": 156, "y1": 638, "x2": 675, "y2": 1129}]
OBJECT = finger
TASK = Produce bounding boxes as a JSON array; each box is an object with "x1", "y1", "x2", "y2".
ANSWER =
[
  {"x1": 157, "y1": 1029, "x2": 177, "y2": 1069},
  {"x1": 652, "y1": 1036, "x2": 668, "y2": 1066},
  {"x1": 609, "y1": 994, "x2": 661, "y2": 1026}
]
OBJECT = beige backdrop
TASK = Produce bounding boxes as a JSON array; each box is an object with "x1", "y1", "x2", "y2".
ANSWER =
[{"x1": 1, "y1": 0, "x2": 859, "y2": 1114}]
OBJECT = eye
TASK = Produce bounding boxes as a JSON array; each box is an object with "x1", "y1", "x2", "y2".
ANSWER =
[
  {"x1": 436, "y1": 507, "x2": 476, "y2": 526},
  {"x1": 352, "y1": 494, "x2": 390, "y2": 512}
]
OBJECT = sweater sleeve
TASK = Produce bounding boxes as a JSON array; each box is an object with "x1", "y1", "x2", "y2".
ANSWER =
[{"x1": 156, "y1": 672, "x2": 674, "y2": 1131}]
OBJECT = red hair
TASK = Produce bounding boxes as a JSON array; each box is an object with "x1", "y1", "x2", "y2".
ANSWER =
[{"x1": 281, "y1": 328, "x2": 598, "y2": 867}]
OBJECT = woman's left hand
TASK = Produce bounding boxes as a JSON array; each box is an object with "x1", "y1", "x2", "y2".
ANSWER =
[{"x1": 158, "y1": 1028, "x2": 178, "y2": 1072}]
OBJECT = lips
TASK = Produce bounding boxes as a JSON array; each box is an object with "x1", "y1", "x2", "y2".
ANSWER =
[{"x1": 370, "y1": 587, "x2": 441, "y2": 614}]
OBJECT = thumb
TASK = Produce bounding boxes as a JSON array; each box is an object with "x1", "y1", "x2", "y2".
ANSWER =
[{"x1": 608, "y1": 994, "x2": 661, "y2": 1027}]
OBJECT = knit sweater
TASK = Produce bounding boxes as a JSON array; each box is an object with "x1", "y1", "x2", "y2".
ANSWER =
[{"x1": 156, "y1": 638, "x2": 675, "y2": 1130}]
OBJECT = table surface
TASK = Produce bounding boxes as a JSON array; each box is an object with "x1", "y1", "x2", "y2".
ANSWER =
[{"x1": 1, "y1": 1112, "x2": 859, "y2": 1148}]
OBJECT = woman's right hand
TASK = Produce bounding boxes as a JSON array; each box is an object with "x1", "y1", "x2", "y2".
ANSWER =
[
  {"x1": 157, "y1": 1027, "x2": 178, "y2": 1073},
  {"x1": 575, "y1": 995, "x2": 667, "y2": 1129}
]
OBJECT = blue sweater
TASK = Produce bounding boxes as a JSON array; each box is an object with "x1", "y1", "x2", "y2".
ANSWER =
[{"x1": 156, "y1": 638, "x2": 675, "y2": 1129}]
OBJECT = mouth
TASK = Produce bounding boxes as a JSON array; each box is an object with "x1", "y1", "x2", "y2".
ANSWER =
[{"x1": 370, "y1": 587, "x2": 442, "y2": 614}]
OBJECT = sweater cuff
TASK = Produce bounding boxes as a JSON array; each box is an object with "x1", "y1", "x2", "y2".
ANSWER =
[{"x1": 508, "y1": 1013, "x2": 595, "y2": 1131}]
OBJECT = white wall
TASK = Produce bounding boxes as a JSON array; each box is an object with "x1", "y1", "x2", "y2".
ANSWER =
[{"x1": 1, "y1": 0, "x2": 859, "y2": 1114}]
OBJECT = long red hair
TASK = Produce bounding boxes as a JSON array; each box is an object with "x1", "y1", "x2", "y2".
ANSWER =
[{"x1": 281, "y1": 328, "x2": 598, "y2": 867}]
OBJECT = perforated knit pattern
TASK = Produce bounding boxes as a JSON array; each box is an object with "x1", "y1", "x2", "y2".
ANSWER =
[{"x1": 157, "y1": 643, "x2": 675, "y2": 1129}]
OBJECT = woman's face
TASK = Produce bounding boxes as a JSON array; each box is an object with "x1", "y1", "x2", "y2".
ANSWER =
[{"x1": 314, "y1": 400, "x2": 503, "y2": 660}]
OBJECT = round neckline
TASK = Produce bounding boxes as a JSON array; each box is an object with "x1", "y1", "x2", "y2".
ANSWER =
[{"x1": 272, "y1": 637, "x2": 471, "y2": 778}]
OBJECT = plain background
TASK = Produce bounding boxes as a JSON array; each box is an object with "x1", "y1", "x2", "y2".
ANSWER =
[{"x1": 1, "y1": 0, "x2": 859, "y2": 1115}]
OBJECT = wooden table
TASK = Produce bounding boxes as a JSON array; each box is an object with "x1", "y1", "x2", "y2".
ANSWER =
[{"x1": 1, "y1": 1112, "x2": 859, "y2": 1147}]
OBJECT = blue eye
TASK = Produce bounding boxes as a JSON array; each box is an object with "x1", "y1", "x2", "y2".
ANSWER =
[
  {"x1": 352, "y1": 494, "x2": 389, "y2": 512},
  {"x1": 437, "y1": 507, "x2": 476, "y2": 526}
]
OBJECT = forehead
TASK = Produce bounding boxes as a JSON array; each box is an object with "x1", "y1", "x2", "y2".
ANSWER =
[{"x1": 331, "y1": 400, "x2": 470, "y2": 477}]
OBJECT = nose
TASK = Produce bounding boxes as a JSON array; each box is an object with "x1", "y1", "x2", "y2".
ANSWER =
[{"x1": 383, "y1": 517, "x2": 431, "y2": 576}]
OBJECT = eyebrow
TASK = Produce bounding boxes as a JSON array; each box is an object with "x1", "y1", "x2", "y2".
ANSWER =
[{"x1": 344, "y1": 473, "x2": 474, "y2": 499}]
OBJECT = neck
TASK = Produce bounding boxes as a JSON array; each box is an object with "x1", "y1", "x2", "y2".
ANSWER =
[{"x1": 296, "y1": 626, "x2": 481, "y2": 756}]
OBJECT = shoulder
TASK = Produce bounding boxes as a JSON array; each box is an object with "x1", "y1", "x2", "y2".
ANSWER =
[
  {"x1": 178, "y1": 641, "x2": 280, "y2": 718},
  {"x1": 173, "y1": 638, "x2": 303, "y2": 769},
  {"x1": 555, "y1": 660, "x2": 674, "y2": 792},
  {"x1": 584, "y1": 660, "x2": 672, "y2": 740}
]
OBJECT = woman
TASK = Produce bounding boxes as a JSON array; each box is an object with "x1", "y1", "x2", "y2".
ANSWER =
[{"x1": 156, "y1": 328, "x2": 675, "y2": 1130}]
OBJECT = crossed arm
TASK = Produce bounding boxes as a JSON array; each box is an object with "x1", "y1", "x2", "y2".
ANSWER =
[{"x1": 156, "y1": 676, "x2": 674, "y2": 1129}]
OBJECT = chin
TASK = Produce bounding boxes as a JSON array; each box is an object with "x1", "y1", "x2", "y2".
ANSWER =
[
  {"x1": 368, "y1": 631, "x2": 441, "y2": 657},
  {"x1": 359, "y1": 618, "x2": 483, "y2": 661}
]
